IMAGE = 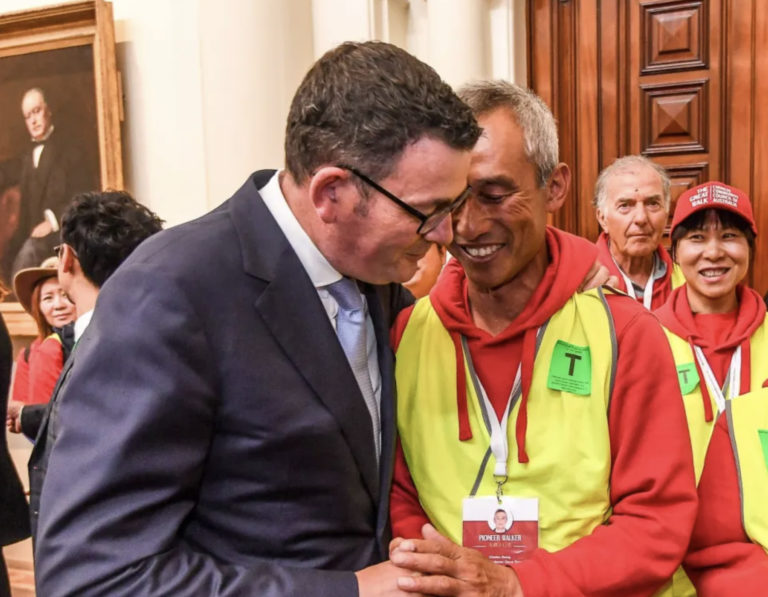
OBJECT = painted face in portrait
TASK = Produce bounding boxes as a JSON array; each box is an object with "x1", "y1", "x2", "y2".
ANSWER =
[{"x1": 22, "y1": 89, "x2": 53, "y2": 142}]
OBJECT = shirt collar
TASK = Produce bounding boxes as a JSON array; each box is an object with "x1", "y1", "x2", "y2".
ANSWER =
[
  {"x1": 74, "y1": 308, "x2": 94, "y2": 342},
  {"x1": 259, "y1": 171, "x2": 341, "y2": 289}
]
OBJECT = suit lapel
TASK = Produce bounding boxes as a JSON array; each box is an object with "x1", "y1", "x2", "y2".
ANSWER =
[
  {"x1": 362, "y1": 284, "x2": 397, "y2": 554},
  {"x1": 30, "y1": 349, "x2": 76, "y2": 464},
  {"x1": 232, "y1": 173, "x2": 380, "y2": 503}
]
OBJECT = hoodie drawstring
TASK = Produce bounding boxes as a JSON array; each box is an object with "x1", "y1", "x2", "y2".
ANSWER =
[
  {"x1": 515, "y1": 327, "x2": 538, "y2": 463},
  {"x1": 450, "y1": 331, "x2": 473, "y2": 441}
]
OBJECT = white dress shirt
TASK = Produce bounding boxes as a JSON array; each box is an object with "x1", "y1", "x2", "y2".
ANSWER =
[{"x1": 259, "y1": 172, "x2": 382, "y2": 406}]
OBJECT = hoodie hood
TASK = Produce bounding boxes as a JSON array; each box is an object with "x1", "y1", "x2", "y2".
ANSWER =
[
  {"x1": 655, "y1": 284, "x2": 765, "y2": 349},
  {"x1": 596, "y1": 232, "x2": 675, "y2": 307},
  {"x1": 427, "y1": 227, "x2": 598, "y2": 462},
  {"x1": 655, "y1": 284, "x2": 766, "y2": 422}
]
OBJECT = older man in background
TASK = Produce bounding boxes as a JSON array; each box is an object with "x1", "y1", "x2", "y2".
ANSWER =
[{"x1": 594, "y1": 155, "x2": 684, "y2": 309}]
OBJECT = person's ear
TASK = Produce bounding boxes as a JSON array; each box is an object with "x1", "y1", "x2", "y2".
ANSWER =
[
  {"x1": 544, "y1": 162, "x2": 571, "y2": 214},
  {"x1": 60, "y1": 244, "x2": 76, "y2": 273},
  {"x1": 308, "y1": 166, "x2": 353, "y2": 224},
  {"x1": 595, "y1": 204, "x2": 609, "y2": 233}
]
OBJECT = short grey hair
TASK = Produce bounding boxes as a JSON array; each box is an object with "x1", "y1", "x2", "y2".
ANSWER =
[
  {"x1": 593, "y1": 155, "x2": 671, "y2": 211},
  {"x1": 458, "y1": 80, "x2": 558, "y2": 187}
]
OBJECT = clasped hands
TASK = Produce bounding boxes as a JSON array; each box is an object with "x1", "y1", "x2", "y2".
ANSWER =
[{"x1": 357, "y1": 524, "x2": 522, "y2": 597}]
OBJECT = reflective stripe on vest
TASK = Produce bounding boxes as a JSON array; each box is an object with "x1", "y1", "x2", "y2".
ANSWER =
[
  {"x1": 396, "y1": 288, "x2": 616, "y2": 550},
  {"x1": 726, "y1": 389, "x2": 768, "y2": 554},
  {"x1": 663, "y1": 315, "x2": 768, "y2": 483}
]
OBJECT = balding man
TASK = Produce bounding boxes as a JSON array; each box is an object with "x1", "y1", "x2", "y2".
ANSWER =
[
  {"x1": 594, "y1": 155, "x2": 684, "y2": 310},
  {"x1": 10, "y1": 88, "x2": 98, "y2": 276}
]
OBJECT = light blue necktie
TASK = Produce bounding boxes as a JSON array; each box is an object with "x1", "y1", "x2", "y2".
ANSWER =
[{"x1": 326, "y1": 277, "x2": 381, "y2": 462}]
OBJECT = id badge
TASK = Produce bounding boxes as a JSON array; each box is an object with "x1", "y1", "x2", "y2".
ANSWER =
[{"x1": 462, "y1": 496, "x2": 539, "y2": 565}]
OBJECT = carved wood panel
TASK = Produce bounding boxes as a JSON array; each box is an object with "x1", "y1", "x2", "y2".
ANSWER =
[{"x1": 528, "y1": 0, "x2": 768, "y2": 293}]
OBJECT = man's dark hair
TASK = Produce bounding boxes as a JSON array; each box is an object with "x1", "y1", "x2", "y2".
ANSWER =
[
  {"x1": 670, "y1": 208, "x2": 756, "y2": 260},
  {"x1": 285, "y1": 41, "x2": 480, "y2": 184},
  {"x1": 60, "y1": 190, "x2": 164, "y2": 287}
]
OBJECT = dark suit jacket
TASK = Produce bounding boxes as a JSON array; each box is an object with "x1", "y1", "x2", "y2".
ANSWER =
[
  {"x1": 34, "y1": 171, "x2": 412, "y2": 596},
  {"x1": 20, "y1": 402, "x2": 45, "y2": 442},
  {"x1": 0, "y1": 317, "x2": 31, "y2": 547}
]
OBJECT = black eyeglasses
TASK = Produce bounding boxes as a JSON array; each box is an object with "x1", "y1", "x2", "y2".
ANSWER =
[
  {"x1": 53, "y1": 244, "x2": 77, "y2": 259},
  {"x1": 338, "y1": 165, "x2": 471, "y2": 235}
]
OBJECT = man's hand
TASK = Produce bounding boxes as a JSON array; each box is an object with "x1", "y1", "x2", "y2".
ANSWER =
[
  {"x1": 579, "y1": 259, "x2": 619, "y2": 292},
  {"x1": 389, "y1": 524, "x2": 523, "y2": 597},
  {"x1": 356, "y1": 560, "x2": 427, "y2": 597},
  {"x1": 6, "y1": 400, "x2": 23, "y2": 433}
]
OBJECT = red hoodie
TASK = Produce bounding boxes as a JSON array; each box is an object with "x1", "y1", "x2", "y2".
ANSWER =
[
  {"x1": 596, "y1": 232, "x2": 676, "y2": 310},
  {"x1": 391, "y1": 227, "x2": 697, "y2": 597},
  {"x1": 655, "y1": 285, "x2": 768, "y2": 594},
  {"x1": 654, "y1": 285, "x2": 767, "y2": 421}
]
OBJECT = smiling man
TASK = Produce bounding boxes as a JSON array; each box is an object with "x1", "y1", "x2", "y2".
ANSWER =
[
  {"x1": 389, "y1": 81, "x2": 697, "y2": 597},
  {"x1": 594, "y1": 155, "x2": 685, "y2": 309}
]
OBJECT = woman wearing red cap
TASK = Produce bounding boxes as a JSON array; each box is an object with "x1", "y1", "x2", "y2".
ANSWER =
[{"x1": 654, "y1": 181, "x2": 768, "y2": 594}]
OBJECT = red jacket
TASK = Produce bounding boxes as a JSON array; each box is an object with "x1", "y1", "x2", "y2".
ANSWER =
[
  {"x1": 12, "y1": 335, "x2": 64, "y2": 405},
  {"x1": 391, "y1": 227, "x2": 697, "y2": 596},
  {"x1": 595, "y1": 232, "x2": 676, "y2": 310}
]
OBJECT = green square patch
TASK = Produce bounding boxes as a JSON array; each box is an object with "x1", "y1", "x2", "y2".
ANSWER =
[
  {"x1": 547, "y1": 340, "x2": 591, "y2": 395},
  {"x1": 676, "y1": 363, "x2": 700, "y2": 395},
  {"x1": 758, "y1": 430, "x2": 768, "y2": 471}
]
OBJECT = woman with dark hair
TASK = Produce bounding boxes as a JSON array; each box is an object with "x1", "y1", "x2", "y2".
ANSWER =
[
  {"x1": 9, "y1": 257, "x2": 74, "y2": 409},
  {"x1": 654, "y1": 181, "x2": 768, "y2": 594}
]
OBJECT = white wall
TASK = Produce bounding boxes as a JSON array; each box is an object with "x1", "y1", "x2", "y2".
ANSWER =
[{"x1": 0, "y1": 0, "x2": 526, "y2": 223}]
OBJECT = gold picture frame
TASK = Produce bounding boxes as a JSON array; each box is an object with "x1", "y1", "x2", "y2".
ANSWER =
[{"x1": 0, "y1": 0, "x2": 122, "y2": 337}]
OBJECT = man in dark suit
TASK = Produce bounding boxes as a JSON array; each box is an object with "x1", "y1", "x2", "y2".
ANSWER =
[
  {"x1": 9, "y1": 87, "x2": 99, "y2": 276},
  {"x1": 22, "y1": 191, "x2": 163, "y2": 540},
  {"x1": 0, "y1": 315, "x2": 30, "y2": 597},
  {"x1": 34, "y1": 41, "x2": 480, "y2": 596}
]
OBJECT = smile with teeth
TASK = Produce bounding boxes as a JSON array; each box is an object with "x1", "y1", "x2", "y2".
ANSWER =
[
  {"x1": 700, "y1": 268, "x2": 729, "y2": 278},
  {"x1": 463, "y1": 244, "x2": 504, "y2": 258}
]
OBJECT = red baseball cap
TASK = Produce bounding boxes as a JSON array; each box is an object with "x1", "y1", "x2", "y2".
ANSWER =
[{"x1": 670, "y1": 181, "x2": 757, "y2": 238}]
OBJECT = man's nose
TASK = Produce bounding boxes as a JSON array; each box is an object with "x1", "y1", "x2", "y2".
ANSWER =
[
  {"x1": 423, "y1": 213, "x2": 453, "y2": 247},
  {"x1": 631, "y1": 203, "x2": 649, "y2": 224}
]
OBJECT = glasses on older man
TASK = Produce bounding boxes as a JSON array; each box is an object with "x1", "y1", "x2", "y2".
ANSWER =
[{"x1": 338, "y1": 165, "x2": 471, "y2": 235}]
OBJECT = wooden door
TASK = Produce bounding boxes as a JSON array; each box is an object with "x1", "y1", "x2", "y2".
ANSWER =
[{"x1": 528, "y1": 0, "x2": 768, "y2": 294}]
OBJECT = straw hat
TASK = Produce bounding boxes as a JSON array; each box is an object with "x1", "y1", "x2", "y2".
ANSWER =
[{"x1": 13, "y1": 256, "x2": 60, "y2": 315}]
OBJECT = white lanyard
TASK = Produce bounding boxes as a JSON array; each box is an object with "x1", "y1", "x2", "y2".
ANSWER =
[
  {"x1": 618, "y1": 268, "x2": 655, "y2": 310},
  {"x1": 476, "y1": 365, "x2": 521, "y2": 480},
  {"x1": 692, "y1": 345, "x2": 742, "y2": 414}
]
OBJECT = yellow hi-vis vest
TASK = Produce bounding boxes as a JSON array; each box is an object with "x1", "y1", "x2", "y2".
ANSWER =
[
  {"x1": 395, "y1": 288, "x2": 616, "y2": 551},
  {"x1": 671, "y1": 264, "x2": 686, "y2": 290},
  {"x1": 663, "y1": 315, "x2": 768, "y2": 483},
  {"x1": 657, "y1": 316, "x2": 768, "y2": 597},
  {"x1": 726, "y1": 389, "x2": 768, "y2": 554}
]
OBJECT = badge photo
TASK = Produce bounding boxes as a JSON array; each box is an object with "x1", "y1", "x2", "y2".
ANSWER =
[{"x1": 462, "y1": 496, "x2": 539, "y2": 565}]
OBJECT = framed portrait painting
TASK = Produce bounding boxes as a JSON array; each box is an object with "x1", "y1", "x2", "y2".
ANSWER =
[{"x1": 0, "y1": 0, "x2": 122, "y2": 336}]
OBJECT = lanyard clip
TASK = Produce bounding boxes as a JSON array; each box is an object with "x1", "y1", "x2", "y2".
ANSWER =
[{"x1": 494, "y1": 475, "x2": 508, "y2": 504}]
